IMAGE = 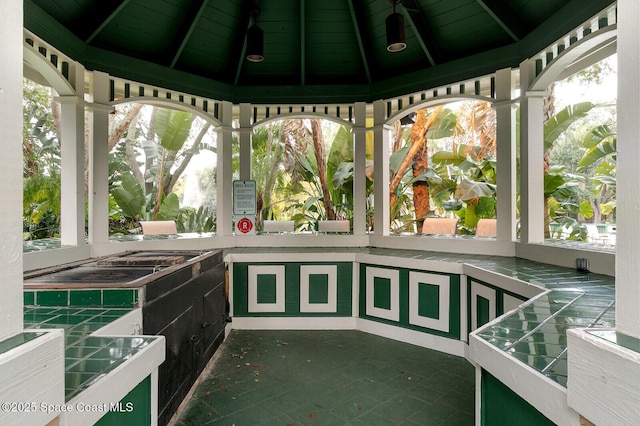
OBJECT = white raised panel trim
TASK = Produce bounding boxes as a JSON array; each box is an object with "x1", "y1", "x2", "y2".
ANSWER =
[
  {"x1": 409, "y1": 271, "x2": 450, "y2": 333},
  {"x1": 300, "y1": 265, "x2": 338, "y2": 313},
  {"x1": 471, "y1": 280, "x2": 496, "y2": 331},
  {"x1": 248, "y1": 265, "x2": 286, "y2": 312},
  {"x1": 503, "y1": 294, "x2": 525, "y2": 315},
  {"x1": 365, "y1": 267, "x2": 400, "y2": 322}
]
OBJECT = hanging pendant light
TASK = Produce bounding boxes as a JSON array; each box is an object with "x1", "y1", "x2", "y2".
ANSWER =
[
  {"x1": 246, "y1": 6, "x2": 264, "y2": 62},
  {"x1": 386, "y1": 0, "x2": 406, "y2": 52}
]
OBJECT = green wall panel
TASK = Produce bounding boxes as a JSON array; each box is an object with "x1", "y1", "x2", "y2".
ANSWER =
[
  {"x1": 232, "y1": 262, "x2": 352, "y2": 317},
  {"x1": 94, "y1": 375, "x2": 151, "y2": 426},
  {"x1": 418, "y1": 283, "x2": 440, "y2": 319},
  {"x1": 308, "y1": 274, "x2": 329, "y2": 304},
  {"x1": 359, "y1": 264, "x2": 460, "y2": 339},
  {"x1": 256, "y1": 274, "x2": 277, "y2": 304},
  {"x1": 477, "y1": 296, "x2": 491, "y2": 329},
  {"x1": 373, "y1": 277, "x2": 392, "y2": 310},
  {"x1": 481, "y1": 370, "x2": 555, "y2": 426}
]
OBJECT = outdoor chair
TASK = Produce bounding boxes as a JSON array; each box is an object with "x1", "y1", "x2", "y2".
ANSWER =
[
  {"x1": 262, "y1": 220, "x2": 295, "y2": 233},
  {"x1": 421, "y1": 218, "x2": 458, "y2": 235},
  {"x1": 318, "y1": 220, "x2": 350, "y2": 233},
  {"x1": 140, "y1": 220, "x2": 178, "y2": 235},
  {"x1": 476, "y1": 219, "x2": 497, "y2": 237}
]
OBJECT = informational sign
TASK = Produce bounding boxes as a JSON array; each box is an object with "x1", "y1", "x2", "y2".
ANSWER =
[
  {"x1": 235, "y1": 216, "x2": 256, "y2": 235},
  {"x1": 233, "y1": 181, "x2": 257, "y2": 235},
  {"x1": 233, "y1": 180, "x2": 257, "y2": 215}
]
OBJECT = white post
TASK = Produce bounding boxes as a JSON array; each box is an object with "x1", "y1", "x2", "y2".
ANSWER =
[
  {"x1": 353, "y1": 102, "x2": 367, "y2": 235},
  {"x1": 616, "y1": 0, "x2": 640, "y2": 339},
  {"x1": 494, "y1": 68, "x2": 517, "y2": 241},
  {"x1": 88, "y1": 71, "x2": 112, "y2": 244},
  {"x1": 0, "y1": 0, "x2": 24, "y2": 340},
  {"x1": 216, "y1": 101, "x2": 234, "y2": 236},
  {"x1": 373, "y1": 100, "x2": 390, "y2": 236},
  {"x1": 519, "y1": 59, "x2": 546, "y2": 244},
  {"x1": 57, "y1": 62, "x2": 86, "y2": 246},
  {"x1": 239, "y1": 103, "x2": 252, "y2": 181}
]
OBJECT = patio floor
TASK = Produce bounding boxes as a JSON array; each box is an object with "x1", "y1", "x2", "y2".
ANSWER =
[{"x1": 170, "y1": 330, "x2": 475, "y2": 425}]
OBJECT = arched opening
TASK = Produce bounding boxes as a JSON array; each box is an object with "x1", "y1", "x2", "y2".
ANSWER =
[
  {"x1": 108, "y1": 103, "x2": 219, "y2": 237},
  {"x1": 252, "y1": 118, "x2": 355, "y2": 233},
  {"x1": 387, "y1": 100, "x2": 497, "y2": 236},
  {"x1": 542, "y1": 55, "x2": 617, "y2": 245}
]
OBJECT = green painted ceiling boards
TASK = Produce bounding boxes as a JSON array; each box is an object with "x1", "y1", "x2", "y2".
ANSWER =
[{"x1": 24, "y1": 0, "x2": 615, "y2": 104}]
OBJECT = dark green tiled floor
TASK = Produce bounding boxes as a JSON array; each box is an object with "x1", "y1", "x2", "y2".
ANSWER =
[{"x1": 172, "y1": 330, "x2": 474, "y2": 426}]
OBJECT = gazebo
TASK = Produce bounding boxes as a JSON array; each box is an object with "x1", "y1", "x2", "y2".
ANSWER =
[{"x1": 1, "y1": 1, "x2": 638, "y2": 425}]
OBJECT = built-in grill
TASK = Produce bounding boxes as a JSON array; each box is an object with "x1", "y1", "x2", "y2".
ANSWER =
[
  {"x1": 25, "y1": 266, "x2": 155, "y2": 285},
  {"x1": 24, "y1": 250, "x2": 226, "y2": 426}
]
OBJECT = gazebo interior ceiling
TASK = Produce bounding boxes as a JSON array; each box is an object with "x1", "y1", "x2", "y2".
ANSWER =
[{"x1": 24, "y1": 0, "x2": 615, "y2": 104}]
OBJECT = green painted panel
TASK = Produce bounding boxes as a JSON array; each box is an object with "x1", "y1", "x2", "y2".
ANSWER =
[
  {"x1": 24, "y1": 291, "x2": 35, "y2": 306},
  {"x1": 37, "y1": 290, "x2": 68, "y2": 306},
  {"x1": 418, "y1": 283, "x2": 440, "y2": 319},
  {"x1": 477, "y1": 296, "x2": 491, "y2": 329},
  {"x1": 69, "y1": 290, "x2": 101, "y2": 306},
  {"x1": 373, "y1": 277, "x2": 391, "y2": 310},
  {"x1": 102, "y1": 290, "x2": 136, "y2": 307},
  {"x1": 233, "y1": 263, "x2": 249, "y2": 315},
  {"x1": 309, "y1": 274, "x2": 329, "y2": 304},
  {"x1": 256, "y1": 274, "x2": 277, "y2": 304},
  {"x1": 94, "y1": 375, "x2": 151, "y2": 426},
  {"x1": 481, "y1": 370, "x2": 555, "y2": 426}
]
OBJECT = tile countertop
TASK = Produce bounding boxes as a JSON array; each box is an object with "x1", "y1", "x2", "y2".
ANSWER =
[
  {"x1": 224, "y1": 247, "x2": 616, "y2": 387},
  {"x1": 23, "y1": 306, "x2": 157, "y2": 401}
]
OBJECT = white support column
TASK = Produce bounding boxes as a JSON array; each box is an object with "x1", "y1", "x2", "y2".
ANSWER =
[
  {"x1": 519, "y1": 59, "x2": 546, "y2": 244},
  {"x1": 0, "y1": 0, "x2": 24, "y2": 340},
  {"x1": 373, "y1": 100, "x2": 390, "y2": 236},
  {"x1": 239, "y1": 103, "x2": 252, "y2": 181},
  {"x1": 87, "y1": 71, "x2": 112, "y2": 244},
  {"x1": 494, "y1": 68, "x2": 517, "y2": 242},
  {"x1": 616, "y1": 0, "x2": 640, "y2": 339},
  {"x1": 57, "y1": 62, "x2": 86, "y2": 246},
  {"x1": 216, "y1": 101, "x2": 234, "y2": 236},
  {"x1": 352, "y1": 102, "x2": 367, "y2": 235}
]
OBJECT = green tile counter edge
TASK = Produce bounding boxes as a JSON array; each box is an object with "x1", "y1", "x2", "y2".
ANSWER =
[
  {"x1": 24, "y1": 289, "x2": 138, "y2": 308},
  {"x1": 23, "y1": 305, "x2": 145, "y2": 401},
  {"x1": 0, "y1": 332, "x2": 45, "y2": 356},
  {"x1": 586, "y1": 330, "x2": 640, "y2": 353}
]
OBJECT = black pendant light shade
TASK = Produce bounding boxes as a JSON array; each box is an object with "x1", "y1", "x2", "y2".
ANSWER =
[
  {"x1": 246, "y1": 6, "x2": 264, "y2": 62},
  {"x1": 246, "y1": 25, "x2": 264, "y2": 62},
  {"x1": 386, "y1": 1, "x2": 406, "y2": 52}
]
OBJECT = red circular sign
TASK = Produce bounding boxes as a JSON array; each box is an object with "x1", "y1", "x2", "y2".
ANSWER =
[{"x1": 237, "y1": 217, "x2": 253, "y2": 234}]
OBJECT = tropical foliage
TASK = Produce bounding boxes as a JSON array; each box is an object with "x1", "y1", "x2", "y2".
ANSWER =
[
  {"x1": 21, "y1": 56, "x2": 617, "y2": 243},
  {"x1": 108, "y1": 106, "x2": 217, "y2": 234},
  {"x1": 252, "y1": 119, "x2": 357, "y2": 232}
]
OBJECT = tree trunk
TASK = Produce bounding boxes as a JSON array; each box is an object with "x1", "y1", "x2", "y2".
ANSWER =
[
  {"x1": 411, "y1": 111, "x2": 431, "y2": 231},
  {"x1": 145, "y1": 108, "x2": 158, "y2": 195},
  {"x1": 389, "y1": 106, "x2": 442, "y2": 220},
  {"x1": 125, "y1": 114, "x2": 145, "y2": 189},
  {"x1": 166, "y1": 123, "x2": 211, "y2": 193},
  {"x1": 311, "y1": 119, "x2": 335, "y2": 220},
  {"x1": 109, "y1": 103, "x2": 144, "y2": 152}
]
